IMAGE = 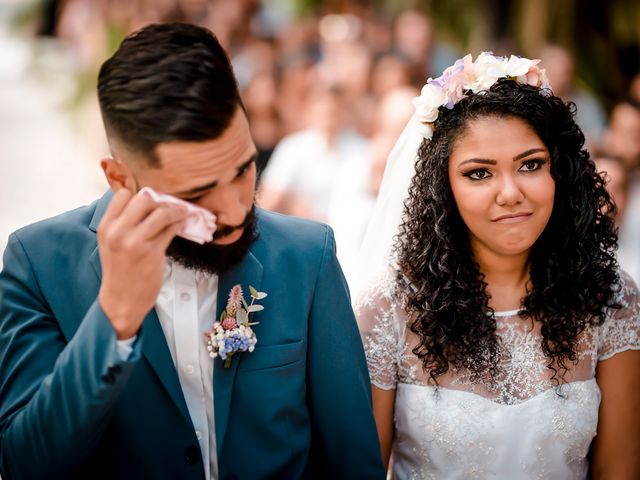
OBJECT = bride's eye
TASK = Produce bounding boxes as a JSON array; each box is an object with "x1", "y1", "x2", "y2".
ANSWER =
[
  {"x1": 519, "y1": 159, "x2": 545, "y2": 172},
  {"x1": 463, "y1": 169, "x2": 491, "y2": 181}
]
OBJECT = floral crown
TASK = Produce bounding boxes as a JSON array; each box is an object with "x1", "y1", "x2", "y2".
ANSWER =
[{"x1": 413, "y1": 52, "x2": 551, "y2": 140}]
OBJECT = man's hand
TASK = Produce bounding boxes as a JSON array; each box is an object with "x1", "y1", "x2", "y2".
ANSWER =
[{"x1": 97, "y1": 188, "x2": 187, "y2": 339}]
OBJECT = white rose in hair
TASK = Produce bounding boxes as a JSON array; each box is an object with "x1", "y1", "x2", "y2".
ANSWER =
[
  {"x1": 503, "y1": 55, "x2": 535, "y2": 77},
  {"x1": 413, "y1": 83, "x2": 446, "y2": 124},
  {"x1": 470, "y1": 52, "x2": 505, "y2": 91}
]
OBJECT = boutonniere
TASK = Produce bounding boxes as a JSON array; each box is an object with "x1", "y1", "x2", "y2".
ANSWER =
[{"x1": 204, "y1": 284, "x2": 267, "y2": 368}]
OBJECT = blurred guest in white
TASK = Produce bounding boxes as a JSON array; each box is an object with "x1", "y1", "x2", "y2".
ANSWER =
[
  {"x1": 258, "y1": 85, "x2": 369, "y2": 221},
  {"x1": 594, "y1": 153, "x2": 630, "y2": 226},
  {"x1": 328, "y1": 86, "x2": 417, "y2": 289},
  {"x1": 602, "y1": 100, "x2": 640, "y2": 285},
  {"x1": 540, "y1": 44, "x2": 607, "y2": 148}
]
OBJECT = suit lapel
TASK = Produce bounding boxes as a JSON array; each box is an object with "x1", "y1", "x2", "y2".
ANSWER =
[
  {"x1": 214, "y1": 249, "x2": 263, "y2": 457},
  {"x1": 140, "y1": 309, "x2": 193, "y2": 424},
  {"x1": 88, "y1": 190, "x2": 192, "y2": 425},
  {"x1": 89, "y1": 245, "x2": 102, "y2": 281},
  {"x1": 88, "y1": 191, "x2": 112, "y2": 278}
]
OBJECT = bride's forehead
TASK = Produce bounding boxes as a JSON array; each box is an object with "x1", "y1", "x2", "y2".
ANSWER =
[{"x1": 453, "y1": 117, "x2": 541, "y2": 145}]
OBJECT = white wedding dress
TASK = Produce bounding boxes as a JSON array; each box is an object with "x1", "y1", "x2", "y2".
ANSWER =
[{"x1": 356, "y1": 270, "x2": 640, "y2": 480}]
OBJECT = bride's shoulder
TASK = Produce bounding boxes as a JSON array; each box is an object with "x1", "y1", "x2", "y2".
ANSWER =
[
  {"x1": 613, "y1": 268, "x2": 640, "y2": 300},
  {"x1": 354, "y1": 268, "x2": 413, "y2": 334},
  {"x1": 354, "y1": 269, "x2": 404, "y2": 311},
  {"x1": 603, "y1": 268, "x2": 640, "y2": 321},
  {"x1": 596, "y1": 268, "x2": 640, "y2": 361}
]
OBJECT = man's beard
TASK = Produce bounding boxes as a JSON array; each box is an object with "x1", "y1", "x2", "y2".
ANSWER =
[{"x1": 166, "y1": 206, "x2": 258, "y2": 276}]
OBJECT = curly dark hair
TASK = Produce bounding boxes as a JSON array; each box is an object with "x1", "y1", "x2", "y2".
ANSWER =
[{"x1": 395, "y1": 79, "x2": 620, "y2": 383}]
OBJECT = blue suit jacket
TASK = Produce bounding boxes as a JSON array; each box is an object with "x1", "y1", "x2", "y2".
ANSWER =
[{"x1": 0, "y1": 192, "x2": 384, "y2": 479}]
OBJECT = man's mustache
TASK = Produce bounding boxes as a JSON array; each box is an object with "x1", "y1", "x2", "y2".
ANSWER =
[{"x1": 212, "y1": 209, "x2": 254, "y2": 240}]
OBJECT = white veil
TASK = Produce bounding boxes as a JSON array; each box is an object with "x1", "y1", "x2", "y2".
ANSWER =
[{"x1": 351, "y1": 113, "x2": 424, "y2": 300}]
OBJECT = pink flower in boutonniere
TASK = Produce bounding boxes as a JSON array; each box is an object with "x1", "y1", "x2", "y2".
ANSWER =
[
  {"x1": 221, "y1": 316, "x2": 238, "y2": 331},
  {"x1": 226, "y1": 285, "x2": 243, "y2": 316},
  {"x1": 204, "y1": 285, "x2": 267, "y2": 368}
]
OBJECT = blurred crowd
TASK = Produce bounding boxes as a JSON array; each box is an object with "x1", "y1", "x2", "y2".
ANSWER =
[{"x1": 18, "y1": 0, "x2": 640, "y2": 286}]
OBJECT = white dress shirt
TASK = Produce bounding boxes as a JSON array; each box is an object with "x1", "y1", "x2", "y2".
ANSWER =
[
  {"x1": 113, "y1": 261, "x2": 219, "y2": 478},
  {"x1": 154, "y1": 262, "x2": 219, "y2": 480}
]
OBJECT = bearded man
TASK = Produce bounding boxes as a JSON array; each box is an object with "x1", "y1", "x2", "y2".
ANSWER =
[{"x1": 0, "y1": 23, "x2": 384, "y2": 480}]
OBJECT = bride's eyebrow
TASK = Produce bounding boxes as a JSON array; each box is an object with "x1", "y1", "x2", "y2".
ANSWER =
[
  {"x1": 459, "y1": 158, "x2": 496, "y2": 166},
  {"x1": 513, "y1": 148, "x2": 546, "y2": 160},
  {"x1": 458, "y1": 148, "x2": 548, "y2": 167}
]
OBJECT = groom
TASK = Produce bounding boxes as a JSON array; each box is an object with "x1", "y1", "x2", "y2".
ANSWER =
[{"x1": 0, "y1": 23, "x2": 384, "y2": 479}]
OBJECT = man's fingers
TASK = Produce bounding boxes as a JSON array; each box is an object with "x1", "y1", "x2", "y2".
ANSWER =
[
  {"x1": 136, "y1": 204, "x2": 188, "y2": 241},
  {"x1": 100, "y1": 189, "x2": 158, "y2": 236},
  {"x1": 153, "y1": 217, "x2": 188, "y2": 250},
  {"x1": 100, "y1": 188, "x2": 133, "y2": 226},
  {"x1": 99, "y1": 189, "x2": 190, "y2": 252},
  {"x1": 112, "y1": 192, "x2": 163, "y2": 231}
]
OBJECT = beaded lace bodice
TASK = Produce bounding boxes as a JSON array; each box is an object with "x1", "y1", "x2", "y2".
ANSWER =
[{"x1": 355, "y1": 270, "x2": 640, "y2": 479}]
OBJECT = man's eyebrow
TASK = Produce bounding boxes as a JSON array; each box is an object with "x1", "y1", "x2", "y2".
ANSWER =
[
  {"x1": 236, "y1": 153, "x2": 257, "y2": 175},
  {"x1": 174, "y1": 153, "x2": 257, "y2": 197},
  {"x1": 175, "y1": 180, "x2": 218, "y2": 197},
  {"x1": 513, "y1": 148, "x2": 547, "y2": 161}
]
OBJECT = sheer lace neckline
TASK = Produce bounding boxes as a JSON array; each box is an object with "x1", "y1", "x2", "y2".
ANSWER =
[
  {"x1": 356, "y1": 268, "x2": 640, "y2": 404},
  {"x1": 398, "y1": 377, "x2": 597, "y2": 406}
]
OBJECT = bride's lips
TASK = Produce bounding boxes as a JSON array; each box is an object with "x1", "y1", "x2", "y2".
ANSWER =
[{"x1": 492, "y1": 212, "x2": 533, "y2": 223}]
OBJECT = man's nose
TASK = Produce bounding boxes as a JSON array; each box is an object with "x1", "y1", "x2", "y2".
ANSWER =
[{"x1": 213, "y1": 185, "x2": 246, "y2": 227}]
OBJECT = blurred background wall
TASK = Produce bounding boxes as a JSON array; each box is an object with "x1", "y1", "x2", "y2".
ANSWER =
[{"x1": 1, "y1": 0, "x2": 639, "y2": 283}]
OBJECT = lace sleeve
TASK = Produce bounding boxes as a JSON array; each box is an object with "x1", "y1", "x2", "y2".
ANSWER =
[
  {"x1": 598, "y1": 269, "x2": 640, "y2": 361},
  {"x1": 354, "y1": 275, "x2": 405, "y2": 390}
]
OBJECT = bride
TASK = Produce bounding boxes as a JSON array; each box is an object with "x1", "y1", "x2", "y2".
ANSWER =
[{"x1": 355, "y1": 53, "x2": 640, "y2": 479}]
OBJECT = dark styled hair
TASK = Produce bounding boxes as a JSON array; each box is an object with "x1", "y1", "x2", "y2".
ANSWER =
[
  {"x1": 395, "y1": 79, "x2": 619, "y2": 383},
  {"x1": 97, "y1": 23, "x2": 243, "y2": 166}
]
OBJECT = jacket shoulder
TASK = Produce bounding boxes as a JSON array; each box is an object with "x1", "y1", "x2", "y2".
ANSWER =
[
  {"x1": 255, "y1": 208, "x2": 331, "y2": 251},
  {"x1": 9, "y1": 198, "x2": 101, "y2": 255}
]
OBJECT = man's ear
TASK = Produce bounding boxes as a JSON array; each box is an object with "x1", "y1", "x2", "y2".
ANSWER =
[{"x1": 101, "y1": 157, "x2": 136, "y2": 192}]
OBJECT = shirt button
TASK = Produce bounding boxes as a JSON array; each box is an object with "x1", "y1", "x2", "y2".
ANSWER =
[
  {"x1": 184, "y1": 445, "x2": 200, "y2": 464},
  {"x1": 196, "y1": 430, "x2": 202, "y2": 440},
  {"x1": 185, "y1": 364, "x2": 195, "y2": 375},
  {"x1": 180, "y1": 292, "x2": 191, "y2": 302}
]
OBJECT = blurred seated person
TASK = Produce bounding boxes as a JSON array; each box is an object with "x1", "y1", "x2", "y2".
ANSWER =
[
  {"x1": 629, "y1": 72, "x2": 640, "y2": 104},
  {"x1": 240, "y1": 71, "x2": 282, "y2": 180},
  {"x1": 594, "y1": 153, "x2": 630, "y2": 226},
  {"x1": 603, "y1": 101, "x2": 640, "y2": 169},
  {"x1": 392, "y1": 10, "x2": 459, "y2": 85},
  {"x1": 540, "y1": 44, "x2": 607, "y2": 148},
  {"x1": 258, "y1": 85, "x2": 369, "y2": 222},
  {"x1": 602, "y1": 101, "x2": 640, "y2": 285},
  {"x1": 370, "y1": 53, "x2": 412, "y2": 98}
]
